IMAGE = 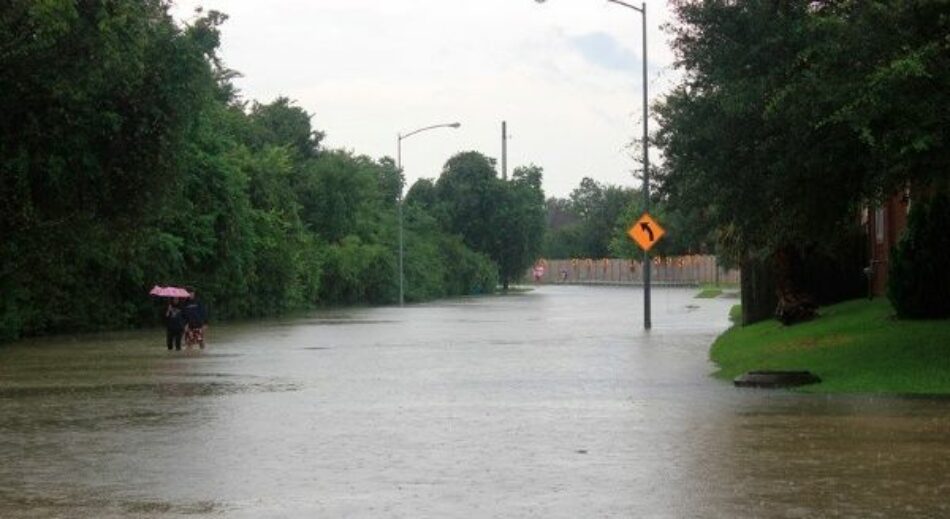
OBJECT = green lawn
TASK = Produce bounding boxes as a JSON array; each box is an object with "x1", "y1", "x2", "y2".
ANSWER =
[
  {"x1": 695, "y1": 282, "x2": 739, "y2": 299},
  {"x1": 711, "y1": 298, "x2": 950, "y2": 394},
  {"x1": 695, "y1": 288, "x2": 723, "y2": 299},
  {"x1": 728, "y1": 304, "x2": 742, "y2": 324}
]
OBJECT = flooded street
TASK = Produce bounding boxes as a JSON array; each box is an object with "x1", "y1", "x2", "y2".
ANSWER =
[{"x1": 2, "y1": 286, "x2": 949, "y2": 518}]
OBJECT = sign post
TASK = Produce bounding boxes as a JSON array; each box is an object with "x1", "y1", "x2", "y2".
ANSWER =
[{"x1": 628, "y1": 212, "x2": 666, "y2": 329}]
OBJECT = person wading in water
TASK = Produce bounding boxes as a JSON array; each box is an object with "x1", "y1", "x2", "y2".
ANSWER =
[
  {"x1": 165, "y1": 298, "x2": 185, "y2": 351},
  {"x1": 182, "y1": 290, "x2": 208, "y2": 349}
]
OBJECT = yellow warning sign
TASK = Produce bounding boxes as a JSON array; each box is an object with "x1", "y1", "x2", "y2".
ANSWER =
[{"x1": 627, "y1": 212, "x2": 665, "y2": 252}]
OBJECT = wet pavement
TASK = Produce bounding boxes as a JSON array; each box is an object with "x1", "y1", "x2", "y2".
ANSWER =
[{"x1": 1, "y1": 286, "x2": 949, "y2": 518}]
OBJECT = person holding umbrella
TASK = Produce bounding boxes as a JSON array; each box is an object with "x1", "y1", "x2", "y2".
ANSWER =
[
  {"x1": 149, "y1": 285, "x2": 193, "y2": 351},
  {"x1": 165, "y1": 298, "x2": 186, "y2": 351}
]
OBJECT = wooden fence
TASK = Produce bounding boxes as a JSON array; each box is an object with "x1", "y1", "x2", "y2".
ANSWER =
[{"x1": 527, "y1": 255, "x2": 739, "y2": 286}]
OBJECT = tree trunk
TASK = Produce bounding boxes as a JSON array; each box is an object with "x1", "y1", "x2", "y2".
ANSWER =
[
  {"x1": 772, "y1": 245, "x2": 818, "y2": 325},
  {"x1": 740, "y1": 254, "x2": 777, "y2": 326}
]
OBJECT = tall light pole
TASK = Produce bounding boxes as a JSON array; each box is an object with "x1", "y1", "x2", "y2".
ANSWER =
[
  {"x1": 397, "y1": 122, "x2": 461, "y2": 306},
  {"x1": 535, "y1": 0, "x2": 651, "y2": 329}
]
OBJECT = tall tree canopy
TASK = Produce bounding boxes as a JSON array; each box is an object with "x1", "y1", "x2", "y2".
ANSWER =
[
  {"x1": 495, "y1": 165, "x2": 547, "y2": 289},
  {"x1": 0, "y1": 2, "x2": 509, "y2": 341},
  {"x1": 409, "y1": 151, "x2": 546, "y2": 290},
  {"x1": 542, "y1": 178, "x2": 637, "y2": 259},
  {"x1": 656, "y1": 0, "x2": 949, "y2": 322},
  {"x1": 0, "y1": 0, "x2": 219, "y2": 337},
  {"x1": 542, "y1": 177, "x2": 713, "y2": 260}
]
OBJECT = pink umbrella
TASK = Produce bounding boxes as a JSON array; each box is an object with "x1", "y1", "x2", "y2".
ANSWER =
[{"x1": 149, "y1": 285, "x2": 193, "y2": 299}]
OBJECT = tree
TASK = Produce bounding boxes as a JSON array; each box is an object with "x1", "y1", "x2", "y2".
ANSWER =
[
  {"x1": 297, "y1": 150, "x2": 382, "y2": 243},
  {"x1": 405, "y1": 178, "x2": 438, "y2": 212},
  {"x1": 494, "y1": 165, "x2": 546, "y2": 290},
  {"x1": 434, "y1": 151, "x2": 502, "y2": 254},
  {"x1": 0, "y1": 3, "x2": 522, "y2": 341},
  {"x1": 425, "y1": 152, "x2": 546, "y2": 290},
  {"x1": 569, "y1": 178, "x2": 637, "y2": 258},
  {"x1": 656, "y1": 0, "x2": 947, "y2": 323},
  {"x1": 0, "y1": 1, "x2": 220, "y2": 338},
  {"x1": 659, "y1": 1, "x2": 830, "y2": 323},
  {"x1": 247, "y1": 97, "x2": 324, "y2": 159},
  {"x1": 542, "y1": 178, "x2": 636, "y2": 259},
  {"x1": 608, "y1": 196, "x2": 717, "y2": 260},
  {"x1": 888, "y1": 193, "x2": 950, "y2": 319},
  {"x1": 542, "y1": 197, "x2": 582, "y2": 259}
]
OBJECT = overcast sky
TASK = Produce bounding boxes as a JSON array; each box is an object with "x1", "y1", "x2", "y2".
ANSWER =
[{"x1": 170, "y1": 1, "x2": 680, "y2": 198}]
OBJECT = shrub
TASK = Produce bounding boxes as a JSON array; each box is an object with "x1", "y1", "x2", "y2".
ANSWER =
[{"x1": 888, "y1": 193, "x2": 950, "y2": 319}]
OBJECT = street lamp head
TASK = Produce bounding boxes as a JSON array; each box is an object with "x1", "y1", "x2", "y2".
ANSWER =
[{"x1": 449, "y1": 122, "x2": 461, "y2": 128}]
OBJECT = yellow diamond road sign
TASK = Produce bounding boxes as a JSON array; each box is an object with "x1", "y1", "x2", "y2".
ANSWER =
[{"x1": 627, "y1": 212, "x2": 665, "y2": 252}]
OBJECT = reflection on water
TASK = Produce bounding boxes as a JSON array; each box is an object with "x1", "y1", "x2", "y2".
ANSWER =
[{"x1": 1, "y1": 286, "x2": 949, "y2": 517}]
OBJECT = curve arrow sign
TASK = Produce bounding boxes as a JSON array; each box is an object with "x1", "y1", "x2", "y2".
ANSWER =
[
  {"x1": 627, "y1": 213, "x2": 666, "y2": 252},
  {"x1": 640, "y1": 222, "x2": 654, "y2": 242}
]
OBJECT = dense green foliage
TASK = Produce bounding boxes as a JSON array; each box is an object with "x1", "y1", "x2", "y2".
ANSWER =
[
  {"x1": 543, "y1": 178, "x2": 636, "y2": 259},
  {"x1": 658, "y1": 0, "x2": 949, "y2": 319},
  {"x1": 888, "y1": 194, "x2": 950, "y2": 319},
  {"x1": 493, "y1": 166, "x2": 546, "y2": 289},
  {"x1": 711, "y1": 298, "x2": 950, "y2": 394},
  {"x1": 542, "y1": 177, "x2": 714, "y2": 259},
  {"x1": 1, "y1": 1, "x2": 220, "y2": 339},
  {"x1": 607, "y1": 197, "x2": 717, "y2": 260},
  {"x1": 408, "y1": 152, "x2": 545, "y2": 290},
  {"x1": 0, "y1": 2, "x2": 518, "y2": 341}
]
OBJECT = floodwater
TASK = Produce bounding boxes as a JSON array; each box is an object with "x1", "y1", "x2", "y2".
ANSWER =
[{"x1": 1, "y1": 286, "x2": 949, "y2": 518}]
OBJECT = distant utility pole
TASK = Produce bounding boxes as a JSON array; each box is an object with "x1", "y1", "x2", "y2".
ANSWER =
[{"x1": 501, "y1": 120, "x2": 508, "y2": 180}]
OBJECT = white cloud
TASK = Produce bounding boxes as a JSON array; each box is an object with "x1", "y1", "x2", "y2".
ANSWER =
[{"x1": 170, "y1": 0, "x2": 679, "y2": 197}]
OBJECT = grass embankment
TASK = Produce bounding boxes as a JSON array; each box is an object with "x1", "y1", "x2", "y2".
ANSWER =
[
  {"x1": 695, "y1": 282, "x2": 738, "y2": 299},
  {"x1": 728, "y1": 304, "x2": 742, "y2": 324},
  {"x1": 711, "y1": 298, "x2": 950, "y2": 394},
  {"x1": 695, "y1": 288, "x2": 723, "y2": 299}
]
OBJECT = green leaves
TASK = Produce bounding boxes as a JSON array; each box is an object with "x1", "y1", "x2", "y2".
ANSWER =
[
  {"x1": 888, "y1": 193, "x2": 950, "y2": 319},
  {"x1": 420, "y1": 152, "x2": 546, "y2": 289},
  {"x1": 0, "y1": 2, "x2": 546, "y2": 340},
  {"x1": 660, "y1": 0, "x2": 949, "y2": 254},
  {"x1": 657, "y1": 0, "x2": 949, "y2": 312}
]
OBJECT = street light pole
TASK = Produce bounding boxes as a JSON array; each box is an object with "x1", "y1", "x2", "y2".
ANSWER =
[
  {"x1": 608, "y1": 0, "x2": 650, "y2": 330},
  {"x1": 535, "y1": 0, "x2": 651, "y2": 329},
  {"x1": 396, "y1": 122, "x2": 461, "y2": 306}
]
